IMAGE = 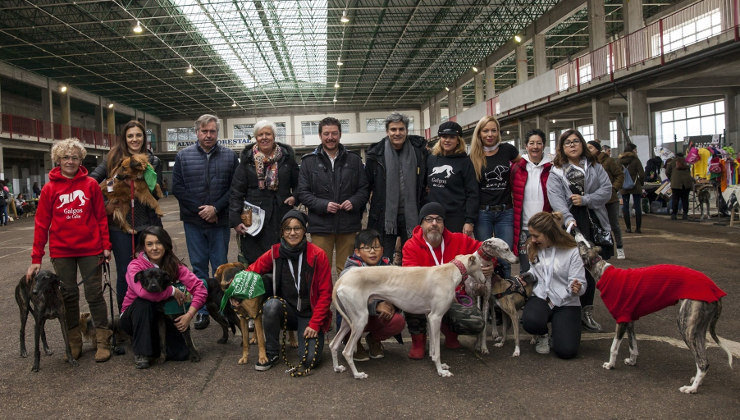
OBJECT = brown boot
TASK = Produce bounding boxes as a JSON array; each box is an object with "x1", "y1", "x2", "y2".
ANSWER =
[
  {"x1": 366, "y1": 334, "x2": 384, "y2": 359},
  {"x1": 94, "y1": 327, "x2": 113, "y2": 362},
  {"x1": 68, "y1": 326, "x2": 83, "y2": 360},
  {"x1": 408, "y1": 333, "x2": 426, "y2": 359}
]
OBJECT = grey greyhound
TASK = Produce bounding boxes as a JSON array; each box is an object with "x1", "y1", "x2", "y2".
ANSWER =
[{"x1": 575, "y1": 238, "x2": 732, "y2": 394}]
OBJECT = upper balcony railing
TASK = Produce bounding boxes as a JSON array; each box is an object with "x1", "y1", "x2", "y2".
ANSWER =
[
  {"x1": 554, "y1": 0, "x2": 738, "y2": 93},
  {"x1": 1, "y1": 113, "x2": 112, "y2": 149}
]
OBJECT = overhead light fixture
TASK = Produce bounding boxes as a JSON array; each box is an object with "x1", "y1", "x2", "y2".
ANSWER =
[
  {"x1": 133, "y1": 21, "x2": 143, "y2": 33},
  {"x1": 334, "y1": 81, "x2": 340, "y2": 89},
  {"x1": 108, "y1": 103, "x2": 114, "y2": 109},
  {"x1": 231, "y1": 101, "x2": 237, "y2": 107},
  {"x1": 186, "y1": 65, "x2": 194, "y2": 74},
  {"x1": 472, "y1": 66, "x2": 479, "y2": 73},
  {"x1": 506, "y1": 130, "x2": 510, "y2": 135},
  {"x1": 336, "y1": 59, "x2": 343, "y2": 66},
  {"x1": 551, "y1": 119, "x2": 556, "y2": 124},
  {"x1": 333, "y1": 97, "x2": 338, "y2": 103},
  {"x1": 340, "y1": 10, "x2": 350, "y2": 24},
  {"x1": 445, "y1": 87, "x2": 450, "y2": 92},
  {"x1": 514, "y1": 35, "x2": 522, "y2": 43},
  {"x1": 60, "y1": 85, "x2": 67, "y2": 93}
]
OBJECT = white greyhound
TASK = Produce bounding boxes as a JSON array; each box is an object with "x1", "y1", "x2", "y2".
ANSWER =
[{"x1": 330, "y1": 237, "x2": 515, "y2": 378}]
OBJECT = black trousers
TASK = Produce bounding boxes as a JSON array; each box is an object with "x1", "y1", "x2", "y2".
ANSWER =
[
  {"x1": 672, "y1": 188, "x2": 690, "y2": 215},
  {"x1": 522, "y1": 296, "x2": 582, "y2": 359},
  {"x1": 380, "y1": 213, "x2": 410, "y2": 260},
  {"x1": 119, "y1": 298, "x2": 189, "y2": 360}
]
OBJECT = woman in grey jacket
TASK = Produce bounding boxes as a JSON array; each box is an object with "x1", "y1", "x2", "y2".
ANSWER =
[{"x1": 546, "y1": 129, "x2": 612, "y2": 332}]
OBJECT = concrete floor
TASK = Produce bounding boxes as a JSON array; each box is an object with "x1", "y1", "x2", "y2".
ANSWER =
[{"x1": 1, "y1": 196, "x2": 738, "y2": 418}]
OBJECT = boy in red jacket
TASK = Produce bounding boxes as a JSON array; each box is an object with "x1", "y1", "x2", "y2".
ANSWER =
[{"x1": 26, "y1": 138, "x2": 113, "y2": 363}]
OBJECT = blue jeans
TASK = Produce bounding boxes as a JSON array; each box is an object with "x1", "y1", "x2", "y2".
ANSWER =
[
  {"x1": 183, "y1": 222, "x2": 230, "y2": 315},
  {"x1": 475, "y1": 207, "x2": 514, "y2": 278},
  {"x1": 110, "y1": 230, "x2": 140, "y2": 311},
  {"x1": 262, "y1": 298, "x2": 324, "y2": 368}
]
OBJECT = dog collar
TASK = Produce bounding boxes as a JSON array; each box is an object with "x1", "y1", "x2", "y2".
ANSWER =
[
  {"x1": 476, "y1": 248, "x2": 493, "y2": 261},
  {"x1": 451, "y1": 259, "x2": 468, "y2": 283}
]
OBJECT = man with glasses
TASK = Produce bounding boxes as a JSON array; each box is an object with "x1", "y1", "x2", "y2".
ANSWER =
[
  {"x1": 297, "y1": 117, "x2": 368, "y2": 277},
  {"x1": 401, "y1": 202, "x2": 492, "y2": 359},
  {"x1": 172, "y1": 114, "x2": 239, "y2": 330},
  {"x1": 366, "y1": 112, "x2": 428, "y2": 261}
]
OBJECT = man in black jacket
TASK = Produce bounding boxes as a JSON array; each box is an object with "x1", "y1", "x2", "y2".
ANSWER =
[
  {"x1": 297, "y1": 117, "x2": 369, "y2": 276},
  {"x1": 365, "y1": 112, "x2": 428, "y2": 260}
]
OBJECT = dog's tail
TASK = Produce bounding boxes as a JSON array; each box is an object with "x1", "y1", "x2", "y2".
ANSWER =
[
  {"x1": 710, "y1": 299, "x2": 733, "y2": 368},
  {"x1": 332, "y1": 285, "x2": 353, "y2": 331}
]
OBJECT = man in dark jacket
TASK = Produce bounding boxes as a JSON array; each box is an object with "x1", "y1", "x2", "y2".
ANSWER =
[
  {"x1": 172, "y1": 114, "x2": 239, "y2": 329},
  {"x1": 297, "y1": 117, "x2": 369, "y2": 276},
  {"x1": 365, "y1": 112, "x2": 428, "y2": 260}
]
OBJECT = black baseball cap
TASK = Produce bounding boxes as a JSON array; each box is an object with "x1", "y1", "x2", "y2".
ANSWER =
[{"x1": 438, "y1": 121, "x2": 463, "y2": 137}]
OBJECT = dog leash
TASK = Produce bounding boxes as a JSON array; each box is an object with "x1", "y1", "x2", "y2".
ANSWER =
[
  {"x1": 129, "y1": 175, "x2": 136, "y2": 257},
  {"x1": 101, "y1": 261, "x2": 124, "y2": 355},
  {"x1": 272, "y1": 296, "x2": 319, "y2": 377}
]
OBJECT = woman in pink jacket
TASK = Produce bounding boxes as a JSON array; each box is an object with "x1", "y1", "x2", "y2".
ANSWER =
[{"x1": 120, "y1": 226, "x2": 207, "y2": 369}]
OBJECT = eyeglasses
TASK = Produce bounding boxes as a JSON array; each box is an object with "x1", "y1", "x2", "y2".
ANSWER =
[
  {"x1": 563, "y1": 140, "x2": 581, "y2": 147},
  {"x1": 283, "y1": 226, "x2": 304, "y2": 233},
  {"x1": 359, "y1": 245, "x2": 382, "y2": 252},
  {"x1": 61, "y1": 156, "x2": 81, "y2": 162},
  {"x1": 422, "y1": 216, "x2": 444, "y2": 224}
]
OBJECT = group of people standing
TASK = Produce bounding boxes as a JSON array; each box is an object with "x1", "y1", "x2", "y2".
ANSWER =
[{"x1": 25, "y1": 110, "x2": 649, "y2": 370}]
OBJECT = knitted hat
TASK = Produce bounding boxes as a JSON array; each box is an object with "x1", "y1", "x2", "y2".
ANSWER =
[
  {"x1": 418, "y1": 202, "x2": 445, "y2": 224},
  {"x1": 281, "y1": 209, "x2": 307, "y2": 229},
  {"x1": 587, "y1": 140, "x2": 602, "y2": 151}
]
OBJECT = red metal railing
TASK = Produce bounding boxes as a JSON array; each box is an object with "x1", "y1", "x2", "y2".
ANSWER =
[
  {"x1": 0, "y1": 113, "x2": 112, "y2": 148},
  {"x1": 554, "y1": 0, "x2": 738, "y2": 93}
]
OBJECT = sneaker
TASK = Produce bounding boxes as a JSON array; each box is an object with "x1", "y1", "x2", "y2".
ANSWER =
[
  {"x1": 616, "y1": 248, "x2": 625, "y2": 260},
  {"x1": 581, "y1": 305, "x2": 603, "y2": 332},
  {"x1": 134, "y1": 354, "x2": 150, "y2": 369},
  {"x1": 255, "y1": 354, "x2": 279, "y2": 371},
  {"x1": 366, "y1": 334, "x2": 384, "y2": 359},
  {"x1": 194, "y1": 313, "x2": 210, "y2": 330},
  {"x1": 353, "y1": 341, "x2": 370, "y2": 362},
  {"x1": 535, "y1": 334, "x2": 550, "y2": 354}
]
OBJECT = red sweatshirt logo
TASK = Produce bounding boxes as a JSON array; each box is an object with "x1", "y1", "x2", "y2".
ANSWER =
[{"x1": 56, "y1": 190, "x2": 88, "y2": 209}]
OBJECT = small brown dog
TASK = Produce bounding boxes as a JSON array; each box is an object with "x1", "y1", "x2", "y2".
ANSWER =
[
  {"x1": 216, "y1": 263, "x2": 268, "y2": 365},
  {"x1": 102, "y1": 153, "x2": 163, "y2": 234},
  {"x1": 489, "y1": 273, "x2": 534, "y2": 357}
]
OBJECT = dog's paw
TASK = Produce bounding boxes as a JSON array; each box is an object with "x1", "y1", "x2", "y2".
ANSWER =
[
  {"x1": 333, "y1": 365, "x2": 346, "y2": 373},
  {"x1": 440, "y1": 363, "x2": 449, "y2": 370},
  {"x1": 353, "y1": 371, "x2": 368, "y2": 379},
  {"x1": 478, "y1": 346, "x2": 489, "y2": 355},
  {"x1": 438, "y1": 369, "x2": 453, "y2": 377},
  {"x1": 238, "y1": 356, "x2": 249, "y2": 365},
  {"x1": 44, "y1": 348, "x2": 54, "y2": 356},
  {"x1": 69, "y1": 358, "x2": 79, "y2": 367},
  {"x1": 493, "y1": 342, "x2": 504, "y2": 348},
  {"x1": 679, "y1": 385, "x2": 698, "y2": 394},
  {"x1": 602, "y1": 362, "x2": 615, "y2": 370},
  {"x1": 623, "y1": 357, "x2": 637, "y2": 366},
  {"x1": 31, "y1": 364, "x2": 39, "y2": 372},
  {"x1": 20, "y1": 350, "x2": 28, "y2": 358},
  {"x1": 512, "y1": 347, "x2": 520, "y2": 357}
]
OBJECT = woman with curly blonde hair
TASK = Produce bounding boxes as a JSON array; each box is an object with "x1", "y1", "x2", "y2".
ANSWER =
[{"x1": 521, "y1": 211, "x2": 585, "y2": 359}]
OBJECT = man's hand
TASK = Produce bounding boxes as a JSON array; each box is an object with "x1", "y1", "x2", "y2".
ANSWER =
[
  {"x1": 303, "y1": 326, "x2": 318, "y2": 339},
  {"x1": 462, "y1": 223, "x2": 474, "y2": 237},
  {"x1": 198, "y1": 205, "x2": 217, "y2": 223},
  {"x1": 376, "y1": 301, "x2": 395, "y2": 320},
  {"x1": 339, "y1": 200, "x2": 353, "y2": 211},
  {"x1": 327, "y1": 202, "x2": 340, "y2": 213},
  {"x1": 284, "y1": 196, "x2": 296, "y2": 206},
  {"x1": 481, "y1": 262, "x2": 494, "y2": 277},
  {"x1": 26, "y1": 264, "x2": 40, "y2": 282},
  {"x1": 570, "y1": 194, "x2": 583, "y2": 206},
  {"x1": 103, "y1": 250, "x2": 111, "y2": 262},
  {"x1": 234, "y1": 223, "x2": 248, "y2": 235}
]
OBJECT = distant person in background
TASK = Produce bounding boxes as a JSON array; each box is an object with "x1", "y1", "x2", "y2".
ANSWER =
[
  {"x1": 0, "y1": 180, "x2": 9, "y2": 226},
  {"x1": 665, "y1": 152, "x2": 693, "y2": 220},
  {"x1": 602, "y1": 145, "x2": 612, "y2": 157},
  {"x1": 33, "y1": 182, "x2": 41, "y2": 199},
  {"x1": 619, "y1": 143, "x2": 645, "y2": 233}
]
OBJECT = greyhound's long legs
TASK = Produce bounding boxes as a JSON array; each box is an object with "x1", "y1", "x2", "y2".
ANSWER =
[
  {"x1": 624, "y1": 322, "x2": 638, "y2": 366},
  {"x1": 427, "y1": 313, "x2": 451, "y2": 377},
  {"x1": 341, "y1": 313, "x2": 369, "y2": 379},
  {"x1": 603, "y1": 322, "x2": 629, "y2": 369},
  {"x1": 678, "y1": 300, "x2": 709, "y2": 393},
  {"x1": 329, "y1": 320, "x2": 350, "y2": 374}
]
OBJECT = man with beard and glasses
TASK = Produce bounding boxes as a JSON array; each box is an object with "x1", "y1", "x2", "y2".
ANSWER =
[{"x1": 400, "y1": 202, "x2": 494, "y2": 359}]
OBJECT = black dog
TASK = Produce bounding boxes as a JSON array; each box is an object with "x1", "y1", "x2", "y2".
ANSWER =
[
  {"x1": 204, "y1": 276, "x2": 240, "y2": 344},
  {"x1": 15, "y1": 270, "x2": 78, "y2": 372},
  {"x1": 133, "y1": 268, "x2": 200, "y2": 362}
]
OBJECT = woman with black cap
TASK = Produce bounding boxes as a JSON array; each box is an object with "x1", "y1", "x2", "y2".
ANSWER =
[
  {"x1": 425, "y1": 121, "x2": 478, "y2": 236},
  {"x1": 247, "y1": 209, "x2": 333, "y2": 372}
]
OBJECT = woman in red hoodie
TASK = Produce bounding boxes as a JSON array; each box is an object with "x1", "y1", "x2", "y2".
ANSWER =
[{"x1": 26, "y1": 138, "x2": 113, "y2": 363}]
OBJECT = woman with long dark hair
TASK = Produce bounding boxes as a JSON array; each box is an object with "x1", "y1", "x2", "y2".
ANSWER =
[
  {"x1": 119, "y1": 226, "x2": 207, "y2": 369},
  {"x1": 546, "y1": 129, "x2": 611, "y2": 332},
  {"x1": 90, "y1": 120, "x2": 163, "y2": 311}
]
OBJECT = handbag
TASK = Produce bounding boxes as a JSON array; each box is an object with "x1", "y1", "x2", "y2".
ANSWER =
[
  {"x1": 622, "y1": 165, "x2": 635, "y2": 190},
  {"x1": 587, "y1": 209, "x2": 613, "y2": 248}
]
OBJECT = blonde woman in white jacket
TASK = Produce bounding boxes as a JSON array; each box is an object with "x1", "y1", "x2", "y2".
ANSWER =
[{"x1": 521, "y1": 212, "x2": 586, "y2": 359}]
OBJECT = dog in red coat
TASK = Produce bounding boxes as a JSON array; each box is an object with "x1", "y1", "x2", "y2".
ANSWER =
[{"x1": 576, "y1": 240, "x2": 732, "y2": 394}]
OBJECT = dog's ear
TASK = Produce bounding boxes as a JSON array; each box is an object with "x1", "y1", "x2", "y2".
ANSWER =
[
  {"x1": 134, "y1": 271, "x2": 144, "y2": 283},
  {"x1": 159, "y1": 270, "x2": 174, "y2": 286}
]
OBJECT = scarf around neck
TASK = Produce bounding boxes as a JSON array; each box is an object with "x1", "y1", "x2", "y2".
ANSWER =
[
  {"x1": 278, "y1": 237, "x2": 307, "y2": 261},
  {"x1": 254, "y1": 144, "x2": 283, "y2": 191},
  {"x1": 384, "y1": 138, "x2": 418, "y2": 237}
]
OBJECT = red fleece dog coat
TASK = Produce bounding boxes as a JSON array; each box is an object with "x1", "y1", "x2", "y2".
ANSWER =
[{"x1": 597, "y1": 265, "x2": 726, "y2": 323}]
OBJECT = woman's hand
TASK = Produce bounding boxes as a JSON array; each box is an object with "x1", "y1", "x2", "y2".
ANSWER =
[
  {"x1": 376, "y1": 301, "x2": 395, "y2": 320},
  {"x1": 569, "y1": 280, "x2": 582, "y2": 295},
  {"x1": 463, "y1": 223, "x2": 474, "y2": 237},
  {"x1": 103, "y1": 249, "x2": 111, "y2": 263},
  {"x1": 26, "y1": 264, "x2": 40, "y2": 282},
  {"x1": 284, "y1": 196, "x2": 296, "y2": 206},
  {"x1": 303, "y1": 326, "x2": 318, "y2": 339},
  {"x1": 570, "y1": 194, "x2": 583, "y2": 206},
  {"x1": 173, "y1": 288, "x2": 186, "y2": 305},
  {"x1": 174, "y1": 309, "x2": 196, "y2": 332}
]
